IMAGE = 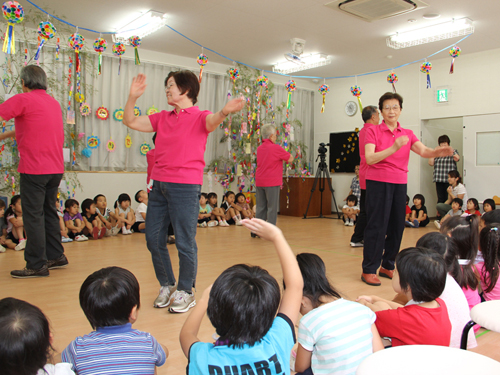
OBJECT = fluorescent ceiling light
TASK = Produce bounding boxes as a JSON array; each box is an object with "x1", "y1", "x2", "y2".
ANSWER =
[
  {"x1": 113, "y1": 10, "x2": 166, "y2": 43},
  {"x1": 387, "y1": 17, "x2": 474, "y2": 49},
  {"x1": 273, "y1": 53, "x2": 332, "y2": 74}
]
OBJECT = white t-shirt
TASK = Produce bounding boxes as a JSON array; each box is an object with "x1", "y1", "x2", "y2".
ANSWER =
[
  {"x1": 135, "y1": 203, "x2": 147, "y2": 223},
  {"x1": 343, "y1": 205, "x2": 359, "y2": 211},
  {"x1": 452, "y1": 183, "x2": 468, "y2": 204},
  {"x1": 37, "y1": 363, "x2": 75, "y2": 375}
]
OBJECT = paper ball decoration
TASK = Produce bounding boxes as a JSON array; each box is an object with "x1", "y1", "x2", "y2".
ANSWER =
[
  {"x1": 387, "y1": 73, "x2": 398, "y2": 84},
  {"x1": 113, "y1": 108, "x2": 124, "y2": 121},
  {"x1": 129, "y1": 35, "x2": 141, "y2": 47},
  {"x1": 96, "y1": 106, "x2": 109, "y2": 120},
  {"x1": 2, "y1": 1, "x2": 23, "y2": 23},
  {"x1": 87, "y1": 135, "x2": 100, "y2": 149},
  {"x1": 257, "y1": 75, "x2": 268, "y2": 87},
  {"x1": 285, "y1": 80, "x2": 296, "y2": 92},
  {"x1": 93, "y1": 37, "x2": 107, "y2": 53},
  {"x1": 112, "y1": 42, "x2": 125, "y2": 56},
  {"x1": 229, "y1": 68, "x2": 240, "y2": 82},
  {"x1": 80, "y1": 103, "x2": 91, "y2": 116},
  {"x1": 37, "y1": 21, "x2": 56, "y2": 39},
  {"x1": 350, "y1": 85, "x2": 362, "y2": 97},
  {"x1": 134, "y1": 105, "x2": 141, "y2": 117},
  {"x1": 420, "y1": 61, "x2": 432, "y2": 73},
  {"x1": 147, "y1": 106, "x2": 159, "y2": 115},
  {"x1": 68, "y1": 33, "x2": 84, "y2": 51},
  {"x1": 140, "y1": 143, "x2": 151, "y2": 155},
  {"x1": 318, "y1": 84, "x2": 330, "y2": 94},
  {"x1": 197, "y1": 54, "x2": 208, "y2": 66},
  {"x1": 75, "y1": 93, "x2": 85, "y2": 103},
  {"x1": 449, "y1": 46, "x2": 461, "y2": 58},
  {"x1": 82, "y1": 148, "x2": 92, "y2": 158}
]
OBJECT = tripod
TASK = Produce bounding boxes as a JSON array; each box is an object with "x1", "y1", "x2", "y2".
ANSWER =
[{"x1": 303, "y1": 153, "x2": 341, "y2": 219}]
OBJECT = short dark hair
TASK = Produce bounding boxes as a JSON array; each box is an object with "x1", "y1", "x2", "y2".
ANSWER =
[
  {"x1": 448, "y1": 170, "x2": 462, "y2": 184},
  {"x1": 20, "y1": 65, "x2": 47, "y2": 91},
  {"x1": 200, "y1": 192, "x2": 208, "y2": 199},
  {"x1": 93, "y1": 194, "x2": 105, "y2": 204},
  {"x1": 0, "y1": 297, "x2": 52, "y2": 375},
  {"x1": 378, "y1": 92, "x2": 403, "y2": 111},
  {"x1": 207, "y1": 264, "x2": 280, "y2": 348},
  {"x1": 64, "y1": 198, "x2": 79, "y2": 210},
  {"x1": 483, "y1": 198, "x2": 496, "y2": 211},
  {"x1": 296, "y1": 253, "x2": 341, "y2": 308},
  {"x1": 361, "y1": 105, "x2": 378, "y2": 123},
  {"x1": 135, "y1": 190, "x2": 145, "y2": 203},
  {"x1": 406, "y1": 195, "x2": 410, "y2": 205},
  {"x1": 396, "y1": 247, "x2": 446, "y2": 302},
  {"x1": 115, "y1": 193, "x2": 131, "y2": 209},
  {"x1": 81, "y1": 198, "x2": 94, "y2": 214},
  {"x1": 346, "y1": 194, "x2": 358, "y2": 206},
  {"x1": 413, "y1": 194, "x2": 425, "y2": 206},
  {"x1": 225, "y1": 191, "x2": 235, "y2": 199},
  {"x1": 467, "y1": 198, "x2": 479, "y2": 211},
  {"x1": 235, "y1": 192, "x2": 245, "y2": 203},
  {"x1": 483, "y1": 209, "x2": 500, "y2": 226},
  {"x1": 80, "y1": 267, "x2": 140, "y2": 329},
  {"x1": 452, "y1": 198, "x2": 463, "y2": 208},
  {"x1": 438, "y1": 135, "x2": 451, "y2": 145},
  {"x1": 165, "y1": 70, "x2": 200, "y2": 105}
]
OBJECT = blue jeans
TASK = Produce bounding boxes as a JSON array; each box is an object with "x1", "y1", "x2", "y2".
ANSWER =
[{"x1": 146, "y1": 181, "x2": 200, "y2": 291}]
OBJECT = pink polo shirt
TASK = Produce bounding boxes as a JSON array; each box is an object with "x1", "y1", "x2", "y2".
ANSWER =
[
  {"x1": 0, "y1": 89, "x2": 64, "y2": 174},
  {"x1": 358, "y1": 122, "x2": 375, "y2": 190},
  {"x1": 149, "y1": 106, "x2": 211, "y2": 185},
  {"x1": 256, "y1": 139, "x2": 291, "y2": 187},
  {"x1": 365, "y1": 121, "x2": 418, "y2": 184}
]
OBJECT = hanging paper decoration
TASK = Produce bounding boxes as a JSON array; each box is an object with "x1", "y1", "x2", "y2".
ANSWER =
[
  {"x1": 35, "y1": 21, "x2": 56, "y2": 63},
  {"x1": 113, "y1": 107, "x2": 124, "y2": 121},
  {"x1": 96, "y1": 106, "x2": 109, "y2": 120},
  {"x1": 350, "y1": 85, "x2": 363, "y2": 111},
  {"x1": 106, "y1": 139, "x2": 115, "y2": 152},
  {"x1": 197, "y1": 53, "x2": 208, "y2": 83},
  {"x1": 387, "y1": 72, "x2": 398, "y2": 93},
  {"x1": 228, "y1": 68, "x2": 240, "y2": 93},
  {"x1": 2, "y1": 1, "x2": 24, "y2": 54},
  {"x1": 449, "y1": 46, "x2": 461, "y2": 74},
  {"x1": 68, "y1": 32, "x2": 84, "y2": 72},
  {"x1": 134, "y1": 105, "x2": 141, "y2": 117},
  {"x1": 23, "y1": 47, "x2": 27, "y2": 65},
  {"x1": 147, "y1": 105, "x2": 159, "y2": 115},
  {"x1": 285, "y1": 80, "x2": 296, "y2": 110},
  {"x1": 318, "y1": 84, "x2": 330, "y2": 114},
  {"x1": 129, "y1": 35, "x2": 141, "y2": 65},
  {"x1": 75, "y1": 92, "x2": 85, "y2": 103},
  {"x1": 256, "y1": 75, "x2": 268, "y2": 88},
  {"x1": 87, "y1": 134, "x2": 100, "y2": 149},
  {"x1": 93, "y1": 37, "x2": 107, "y2": 75},
  {"x1": 82, "y1": 147, "x2": 92, "y2": 158},
  {"x1": 140, "y1": 142, "x2": 151, "y2": 155},
  {"x1": 80, "y1": 102, "x2": 91, "y2": 116},
  {"x1": 125, "y1": 134, "x2": 132, "y2": 148},
  {"x1": 55, "y1": 37, "x2": 60, "y2": 60},
  {"x1": 420, "y1": 61, "x2": 432, "y2": 89},
  {"x1": 112, "y1": 42, "x2": 125, "y2": 75}
]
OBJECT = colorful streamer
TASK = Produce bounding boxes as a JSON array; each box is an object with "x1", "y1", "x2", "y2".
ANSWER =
[
  {"x1": 449, "y1": 46, "x2": 461, "y2": 74},
  {"x1": 318, "y1": 84, "x2": 329, "y2": 113},
  {"x1": 420, "y1": 62, "x2": 432, "y2": 89},
  {"x1": 197, "y1": 53, "x2": 208, "y2": 83},
  {"x1": 129, "y1": 36, "x2": 141, "y2": 65},
  {"x1": 350, "y1": 85, "x2": 363, "y2": 111},
  {"x1": 2, "y1": 1, "x2": 24, "y2": 54}
]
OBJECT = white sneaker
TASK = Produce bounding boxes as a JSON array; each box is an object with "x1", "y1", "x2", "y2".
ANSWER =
[
  {"x1": 15, "y1": 239, "x2": 26, "y2": 251},
  {"x1": 168, "y1": 290, "x2": 196, "y2": 313},
  {"x1": 81, "y1": 235, "x2": 89, "y2": 241},
  {"x1": 0, "y1": 245, "x2": 6, "y2": 253},
  {"x1": 235, "y1": 219, "x2": 243, "y2": 226},
  {"x1": 122, "y1": 226, "x2": 128, "y2": 235},
  {"x1": 105, "y1": 229, "x2": 112, "y2": 237},
  {"x1": 75, "y1": 235, "x2": 85, "y2": 242},
  {"x1": 348, "y1": 221, "x2": 354, "y2": 226},
  {"x1": 344, "y1": 220, "x2": 349, "y2": 226},
  {"x1": 434, "y1": 221, "x2": 441, "y2": 229},
  {"x1": 208, "y1": 221, "x2": 218, "y2": 227},
  {"x1": 154, "y1": 284, "x2": 177, "y2": 308},
  {"x1": 201, "y1": 222, "x2": 208, "y2": 228},
  {"x1": 111, "y1": 226, "x2": 120, "y2": 236},
  {"x1": 221, "y1": 220, "x2": 230, "y2": 227}
]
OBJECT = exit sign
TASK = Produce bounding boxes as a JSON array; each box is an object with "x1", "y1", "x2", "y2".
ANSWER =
[{"x1": 437, "y1": 89, "x2": 448, "y2": 103}]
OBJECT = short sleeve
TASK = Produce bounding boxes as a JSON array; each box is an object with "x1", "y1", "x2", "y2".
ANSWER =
[
  {"x1": 298, "y1": 318, "x2": 315, "y2": 352},
  {"x1": 365, "y1": 126, "x2": 376, "y2": 145},
  {"x1": 206, "y1": 205, "x2": 212, "y2": 214},
  {"x1": 409, "y1": 130, "x2": 419, "y2": 145},
  {"x1": 63, "y1": 212, "x2": 70, "y2": 221},
  {"x1": 148, "y1": 112, "x2": 163, "y2": 132},
  {"x1": 411, "y1": 205, "x2": 416, "y2": 211},
  {"x1": 150, "y1": 335, "x2": 167, "y2": 366},
  {"x1": 0, "y1": 94, "x2": 24, "y2": 121},
  {"x1": 273, "y1": 143, "x2": 291, "y2": 162},
  {"x1": 375, "y1": 308, "x2": 401, "y2": 338},
  {"x1": 423, "y1": 206, "x2": 428, "y2": 214},
  {"x1": 61, "y1": 341, "x2": 78, "y2": 370}
]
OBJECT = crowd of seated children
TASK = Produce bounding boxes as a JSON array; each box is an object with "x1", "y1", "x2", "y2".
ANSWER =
[
  {"x1": 207, "y1": 192, "x2": 229, "y2": 227},
  {"x1": 81, "y1": 199, "x2": 105, "y2": 240},
  {"x1": 220, "y1": 191, "x2": 243, "y2": 226},
  {"x1": 114, "y1": 193, "x2": 135, "y2": 235},
  {"x1": 131, "y1": 190, "x2": 147, "y2": 233},
  {"x1": 342, "y1": 194, "x2": 359, "y2": 226},
  {"x1": 405, "y1": 194, "x2": 429, "y2": 228},
  {"x1": 435, "y1": 198, "x2": 462, "y2": 229},
  {"x1": 5, "y1": 195, "x2": 27, "y2": 250},
  {"x1": 63, "y1": 199, "x2": 88, "y2": 242},
  {"x1": 198, "y1": 193, "x2": 216, "y2": 228}
]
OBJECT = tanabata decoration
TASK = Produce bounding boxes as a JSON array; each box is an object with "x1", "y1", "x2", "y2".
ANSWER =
[
  {"x1": 106, "y1": 139, "x2": 115, "y2": 152},
  {"x1": 420, "y1": 61, "x2": 432, "y2": 88},
  {"x1": 134, "y1": 105, "x2": 141, "y2": 117},
  {"x1": 55, "y1": 37, "x2": 60, "y2": 60},
  {"x1": 87, "y1": 134, "x2": 100, "y2": 149},
  {"x1": 35, "y1": 21, "x2": 56, "y2": 63},
  {"x1": 318, "y1": 84, "x2": 330, "y2": 113},
  {"x1": 68, "y1": 32, "x2": 84, "y2": 72},
  {"x1": 113, "y1": 108, "x2": 124, "y2": 121},
  {"x1": 23, "y1": 47, "x2": 27, "y2": 65},
  {"x1": 197, "y1": 53, "x2": 208, "y2": 83},
  {"x1": 146, "y1": 105, "x2": 159, "y2": 115},
  {"x1": 256, "y1": 75, "x2": 268, "y2": 88},
  {"x1": 93, "y1": 37, "x2": 107, "y2": 75},
  {"x1": 80, "y1": 103, "x2": 91, "y2": 116},
  {"x1": 125, "y1": 134, "x2": 132, "y2": 148},
  {"x1": 350, "y1": 85, "x2": 363, "y2": 111},
  {"x1": 387, "y1": 72, "x2": 398, "y2": 93},
  {"x1": 140, "y1": 142, "x2": 151, "y2": 155},
  {"x1": 2, "y1": 1, "x2": 24, "y2": 54},
  {"x1": 129, "y1": 35, "x2": 141, "y2": 65},
  {"x1": 112, "y1": 42, "x2": 125, "y2": 75},
  {"x1": 228, "y1": 68, "x2": 240, "y2": 93},
  {"x1": 75, "y1": 93, "x2": 84, "y2": 103},
  {"x1": 82, "y1": 147, "x2": 92, "y2": 158},
  {"x1": 449, "y1": 46, "x2": 461, "y2": 74},
  {"x1": 285, "y1": 80, "x2": 296, "y2": 111},
  {"x1": 96, "y1": 106, "x2": 109, "y2": 120}
]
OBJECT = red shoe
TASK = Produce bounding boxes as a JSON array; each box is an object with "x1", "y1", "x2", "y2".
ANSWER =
[
  {"x1": 92, "y1": 227, "x2": 99, "y2": 240},
  {"x1": 361, "y1": 273, "x2": 381, "y2": 286},
  {"x1": 379, "y1": 267, "x2": 394, "y2": 279},
  {"x1": 98, "y1": 228, "x2": 105, "y2": 239}
]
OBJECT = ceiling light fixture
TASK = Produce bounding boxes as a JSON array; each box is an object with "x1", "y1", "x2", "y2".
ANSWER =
[
  {"x1": 387, "y1": 17, "x2": 474, "y2": 49},
  {"x1": 272, "y1": 53, "x2": 332, "y2": 74},
  {"x1": 113, "y1": 10, "x2": 166, "y2": 43}
]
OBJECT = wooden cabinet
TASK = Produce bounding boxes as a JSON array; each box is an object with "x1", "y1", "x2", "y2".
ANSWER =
[{"x1": 279, "y1": 177, "x2": 332, "y2": 217}]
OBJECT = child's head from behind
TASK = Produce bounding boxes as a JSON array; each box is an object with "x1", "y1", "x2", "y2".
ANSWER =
[
  {"x1": 135, "y1": 190, "x2": 147, "y2": 204},
  {"x1": 207, "y1": 192, "x2": 217, "y2": 207},
  {"x1": 296, "y1": 253, "x2": 341, "y2": 314},
  {"x1": 394, "y1": 247, "x2": 447, "y2": 302},
  {"x1": 64, "y1": 198, "x2": 79, "y2": 214},
  {"x1": 199, "y1": 192, "x2": 208, "y2": 205},
  {"x1": 0, "y1": 297, "x2": 52, "y2": 375},
  {"x1": 481, "y1": 209, "x2": 500, "y2": 231},
  {"x1": 80, "y1": 267, "x2": 140, "y2": 329},
  {"x1": 479, "y1": 223, "x2": 500, "y2": 293},
  {"x1": 440, "y1": 215, "x2": 479, "y2": 261},
  {"x1": 346, "y1": 194, "x2": 357, "y2": 207},
  {"x1": 93, "y1": 194, "x2": 107, "y2": 209},
  {"x1": 483, "y1": 198, "x2": 496, "y2": 213},
  {"x1": 413, "y1": 194, "x2": 425, "y2": 206},
  {"x1": 224, "y1": 191, "x2": 235, "y2": 204},
  {"x1": 235, "y1": 192, "x2": 246, "y2": 205},
  {"x1": 467, "y1": 198, "x2": 479, "y2": 212},
  {"x1": 81, "y1": 198, "x2": 96, "y2": 215},
  {"x1": 207, "y1": 264, "x2": 280, "y2": 348},
  {"x1": 451, "y1": 198, "x2": 463, "y2": 211},
  {"x1": 115, "y1": 193, "x2": 131, "y2": 209}
]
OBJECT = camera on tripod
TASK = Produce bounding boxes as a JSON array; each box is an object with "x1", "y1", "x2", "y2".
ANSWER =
[{"x1": 318, "y1": 142, "x2": 330, "y2": 155}]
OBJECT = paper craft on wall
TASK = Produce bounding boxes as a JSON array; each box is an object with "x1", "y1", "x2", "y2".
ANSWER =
[
  {"x1": 147, "y1": 105, "x2": 159, "y2": 115},
  {"x1": 140, "y1": 142, "x2": 150, "y2": 155},
  {"x1": 80, "y1": 102, "x2": 91, "y2": 116},
  {"x1": 96, "y1": 106, "x2": 109, "y2": 120},
  {"x1": 36, "y1": 21, "x2": 56, "y2": 63},
  {"x1": 125, "y1": 134, "x2": 132, "y2": 148},
  {"x1": 113, "y1": 108, "x2": 124, "y2": 121},
  {"x1": 93, "y1": 37, "x2": 107, "y2": 75}
]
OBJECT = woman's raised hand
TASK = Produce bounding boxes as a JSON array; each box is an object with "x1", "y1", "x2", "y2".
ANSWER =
[
  {"x1": 223, "y1": 96, "x2": 246, "y2": 114},
  {"x1": 129, "y1": 74, "x2": 147, "y2": 99}
]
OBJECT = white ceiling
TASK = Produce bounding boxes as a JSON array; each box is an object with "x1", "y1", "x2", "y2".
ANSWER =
[{"x1": 32, "y1": 0, "x2": 499, "y2": 79}]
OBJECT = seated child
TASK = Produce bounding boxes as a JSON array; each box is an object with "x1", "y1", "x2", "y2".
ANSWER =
[
  {"x1": 347, "y1": 165, "x2": 361, "y2": 205},
  {"x1": 5, "y1": 195, "x2": 27, "y2": 250},
  {"x1": 198, "y1": 193, "x2": 216, "y2": 227},
  {"x1": 405, "y1": 195, "x2": 411, "y2": 222},
  {"x1": 235, "y1": 192, "x2": 254, "y2": 219},
  {"x1": 0, "y1": 199, "x2": 7, "y2": 252},
  {"x1": 357, "y1": 247, "x2": 451, "y2": 347},
  {"x1": 477, "y1": 223, "x2": 500, "y2": 301},
  {"x1": 81, "y1": 199, "x2": 104, "y2": 240},
  {"x1": 463, "y1": 198, "x2": 481, "y2": 217},
  {"x1": 406, "y1": 194, "x2": 429, "y2": 228},
  {"x1": 220, "y1": 191, "x2": 243, "y2": 226},
  {"x1": 435, "y1": 198, "x2": 462, "y2": 229},
  {"x1": 207, "y1": 192, "x2": 229, "y2": 227},
  {"x1": 294, "y1": 253, "x2": 383, "y2": 375},
  {"x1": 482, "y1": 198, "x2": 496, "y2": 214},
  {"x1": 64, "y1": 199, "x2": 88, "y2": 242},
  {"x1": 57, "y1": 200, "x2": 72, "y2": 243},
  {"x1": 0, "y1": 297, "x2": 75, "y2": 375},
  {"x1": 94, "y1": 194, "x2": 120, "y2": 236},
  {"x1": 180, "y1": 218, "x2": 303, "y2": 374},
  {"x1": 114, "y1": 193, "x2": 135, "y2": 234},
  {"x1": 62, "y1": 267, "x2": 168, "y2": 374},
  {"x1": 132, "y1": 190, "x2": 147, "y2": 233},
  {"x1": 342, "y1": 194, "x2": 359, "y2": 227}
]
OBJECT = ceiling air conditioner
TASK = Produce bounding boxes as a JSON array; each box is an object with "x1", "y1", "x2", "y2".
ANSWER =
[{"x1": 325, "y1": 0, "x2": 428, "y2": 22}]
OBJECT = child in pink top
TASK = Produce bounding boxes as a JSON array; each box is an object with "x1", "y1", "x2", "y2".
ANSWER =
[
  {"x1": 235, "y1": 193, "x2": 254, "y2": 219},
  {"x1": 477, "y1": 223, "x2": 500, "y2": 301}
]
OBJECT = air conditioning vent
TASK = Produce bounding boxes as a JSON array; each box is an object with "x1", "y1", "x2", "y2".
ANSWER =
[{"x1": 325, "y1": 0, "x2": 428, "y2": 22}]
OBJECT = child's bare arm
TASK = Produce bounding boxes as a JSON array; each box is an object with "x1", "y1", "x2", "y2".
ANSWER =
[
  {"x1": 180, "y1": 285, "x2": 211, "y2": 358},
  {"x1": 65, "y1": 219, "x2": 78, "y2": 231},
  {"x1": 441, "y1": 213, "x2": 450, "y2": 223},
  {"x1": 295, "y1": 344, "x2": 313, "y2": 373},
  {"x1": 371, "y1": 324, "x2": 384, "y2": 352},
  {"x1": 410, "y1": 210, "x2": 417, "y2": 220},
  {"x1": 418, "y1": 210, "x2": 427, "y2": 222},
  {"x1": 231, "y1": 203, "x2": 243, "y2": 212}
]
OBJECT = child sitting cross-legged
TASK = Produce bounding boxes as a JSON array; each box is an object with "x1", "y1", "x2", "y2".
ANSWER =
[
  {"x1": 405, "y1": 194, "x2": 429, "y2": 228},
  {"x1": 62, "y1": 267, "x2": 168, "y2": 374},
  {"x1": 63, "y1": 199, "x2": 88, "y2": 242},
  {"x1": 435, "y1": 198, "x2": 462, "y2": 229},
  {"x1": 357, "y1": 247, "x2": 451, "y2": 347},
  {"x1": 235, "y1": 192, "x2": 254, "y2": 219},
  {"x1": 198, "y1": 193, "x2": 216, "y2": 228},
  {"x1": 180, "y1": 218, "x2": 303, "y2": 375},
  {"x1": 94, "y1": 194, "x2": 120, "y2": 236},
  {"x1": 81, "y1": 199, "x2": 105, "y2": 240},
  {"x1": 342, "y1": 194, "x2": 359, "y2": 227}
]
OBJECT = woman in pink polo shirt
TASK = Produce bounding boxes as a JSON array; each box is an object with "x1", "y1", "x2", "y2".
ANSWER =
[
  {"x1": 361, "y1": 92, "x2": 453, "y2": 286},
  {"x1": 123, "y1": 71, "x2": 245, "y2": 313}
]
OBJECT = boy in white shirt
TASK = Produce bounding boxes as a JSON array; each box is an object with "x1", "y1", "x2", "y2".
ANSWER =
[{"x1": 132, "y1": 190, "x2": 148, "y2": 233}]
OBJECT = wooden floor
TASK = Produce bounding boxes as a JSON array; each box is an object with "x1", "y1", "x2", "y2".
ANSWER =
[{"x1": 1, "y1": 215, "x2": 499, "y2": 374}]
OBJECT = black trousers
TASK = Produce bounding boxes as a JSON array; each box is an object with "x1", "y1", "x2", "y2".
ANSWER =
[
  {"x1": 362, "y1": 180, "x2": 406, "y2": 274},
  {"x1": 436, "y1": 182, "x2": 449, "y2": 205},
  {"x1": 350, "y1": 189, "x2": 366, "y2": 243},
  {"x1": 20, "y1": 173, "x2": 64, "y2": 270}
]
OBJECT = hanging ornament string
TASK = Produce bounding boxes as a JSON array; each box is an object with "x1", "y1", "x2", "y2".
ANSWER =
[
  {"x1": 112, "y1": 42, "x2": 125, "y2": 75},
  {"x1": 68, "y1": 31, "x2": 84, "y2": 72},
  {"x1": 197, "y1": 52, "x2": 208, "y2": 83},
  {"x1": 449, "y1": 46, "x2": 461, "y2": 74},
  {"x1": 420, "y1": 61, "x2": 432, "y2": 89},
  {"x1": 93, "y1": 37, "x2": 107, "y2": 75},
  {"x1": 256, "y1": 75, "x2": 268, "y2": 138},
  {"x1": 55, "y1": 37, "x2": 60, "y2": 60},
  {"x1": 129, "y1": 35, "x2": 141, "y2": 65},
  {"x1": 2, "y1": 1, "x2": 24, "y2": 54},
  {"x1": 228, "y1": 67, "x2": 239, "y2": 94},
  {"x1": 350, "y1": 85, "x2": 362, "y2": 111},
  {"x1": 318, "y1": 84, "x2": 329, "y2": 113},
  {"x1": 35, "y1": 21, "x2": 56, "y2": 63},
  {"x1": 387, "y1": 72, "x2": 398, "y2": 93}
]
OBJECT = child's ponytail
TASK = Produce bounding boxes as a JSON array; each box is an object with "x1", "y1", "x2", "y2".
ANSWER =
[{"x1": 479, "y1": 224, "x2": 500, "y2": 293}]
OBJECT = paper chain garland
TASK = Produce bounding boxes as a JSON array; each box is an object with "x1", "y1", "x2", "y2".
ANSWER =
[{"x1": 2, "y1": 1, "x2": 23, "y2": 54}]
